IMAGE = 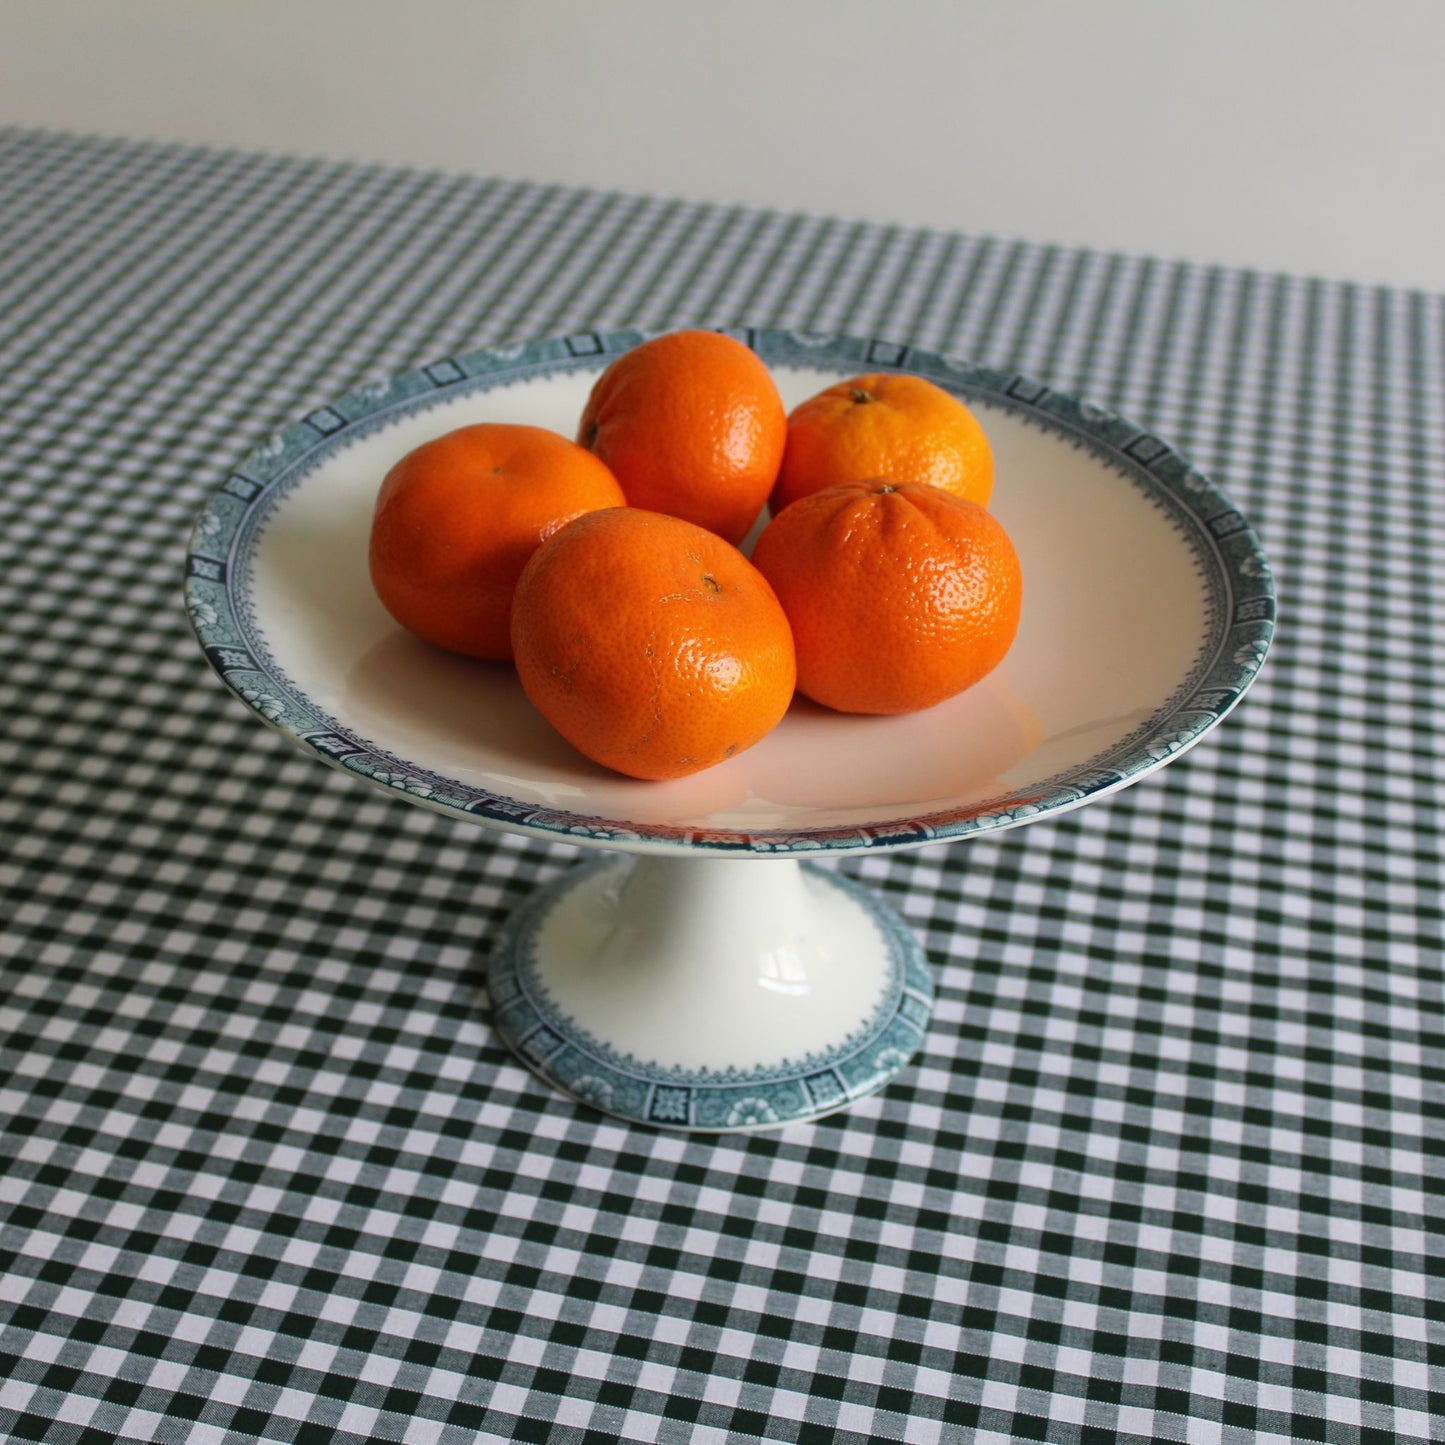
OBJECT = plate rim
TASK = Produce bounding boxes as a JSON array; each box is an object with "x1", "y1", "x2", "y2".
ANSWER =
[{"x1": 184, "y1": 325, "x2": 1276, "y2": 856}]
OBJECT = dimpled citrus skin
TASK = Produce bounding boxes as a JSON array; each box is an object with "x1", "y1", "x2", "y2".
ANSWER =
[
  {"x1": 510, "y1": 508, "x2": 797, "y2": 780},
  {"x1": 750, "y1": 480, "x2": 1022, "y2": 716},
  {"x1": 577, "y1": 330, "x2": 786, "y2": 544},
  {"x1": 369, "y1": 422, "x2": 626, "y2": 660},
  {"x1": 771, "y1": 372, "x2": 994, "y2": 516}
]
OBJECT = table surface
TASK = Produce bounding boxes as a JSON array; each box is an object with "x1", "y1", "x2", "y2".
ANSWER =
[{"x1": 1, "y1": 127, "x2": 1440, "y2": 1445}]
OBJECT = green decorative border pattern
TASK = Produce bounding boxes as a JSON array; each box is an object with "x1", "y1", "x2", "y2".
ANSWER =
[
  {"x1": 184, "y1": 327, "x2": 1275, "y2": 853},
  {"x1": 487, "y1": 859, "x2": 935, "y2": 1131}
]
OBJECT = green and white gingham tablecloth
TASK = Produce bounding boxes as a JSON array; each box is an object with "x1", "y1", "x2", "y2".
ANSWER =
[{"x1": 1, "y1": 127, "x2": 1441, "y2": 1444}]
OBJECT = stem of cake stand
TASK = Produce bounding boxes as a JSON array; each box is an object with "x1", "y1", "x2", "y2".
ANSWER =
[{"x1": 485, "y1": 850, "x2": 934, "y2": 1132}]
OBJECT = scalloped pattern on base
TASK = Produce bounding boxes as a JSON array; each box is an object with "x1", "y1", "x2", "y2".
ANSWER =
[{"x1": 486, "y1": 860, "x2": 935, "y2": 1131}]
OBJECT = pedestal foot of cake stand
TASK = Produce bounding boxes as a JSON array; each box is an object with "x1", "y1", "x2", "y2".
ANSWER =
[{"x1": 486, "y1": 852, "x2": 933, "y2": 1131}]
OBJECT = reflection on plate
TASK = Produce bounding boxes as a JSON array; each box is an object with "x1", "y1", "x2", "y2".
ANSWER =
[{"x1": 186, "y1": 328, "x2": 1274, "y2": 856}]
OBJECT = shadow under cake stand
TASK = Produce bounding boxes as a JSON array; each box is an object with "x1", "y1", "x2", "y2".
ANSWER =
[{"x1": 186, "y1": 329, "x2": 1274, "y2": 1132}]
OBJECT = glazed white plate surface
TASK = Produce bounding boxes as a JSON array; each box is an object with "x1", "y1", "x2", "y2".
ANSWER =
[{"x1": 187, "y1": 330, "x2": 1274, "y2": 855}]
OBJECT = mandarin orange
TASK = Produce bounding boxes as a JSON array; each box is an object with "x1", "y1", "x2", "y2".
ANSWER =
[
  {"x1": 577, "y1": 330, "x2": 786, "y2": 544},
  {"x1": 510, "y1": 507, "x2": 796, "y2": 780},
  {"x1": 369, "y1": 423, "x2": 625, "y2": 661},
  {"x1": 750, "y1": 480, "x2": 1021, "y2": 715},
  {"x1": 771, "y1": 372, "x2": 993, "y2": 516}
]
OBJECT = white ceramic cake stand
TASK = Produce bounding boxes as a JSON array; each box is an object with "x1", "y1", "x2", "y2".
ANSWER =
[{"x1": 186, "y1": 329, "x2": 1274, "y2": 1132}]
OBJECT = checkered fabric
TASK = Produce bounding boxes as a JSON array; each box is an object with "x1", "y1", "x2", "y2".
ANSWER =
[{"x1": 1, "y1": 126, "x2": 1441, "y2": 1444}]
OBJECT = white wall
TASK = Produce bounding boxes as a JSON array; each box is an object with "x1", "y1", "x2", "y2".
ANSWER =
[{"x1": 1, "y1": 0, "x2": 1440, "y2": 292}]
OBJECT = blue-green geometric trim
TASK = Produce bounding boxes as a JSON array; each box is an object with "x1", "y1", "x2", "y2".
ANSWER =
[
  {"x1": 486, "y1": 859, "x2": 934, "y2": 1131},
  {"x1": 185, "y1": 327, "x2": 1275, "y2": 855}
]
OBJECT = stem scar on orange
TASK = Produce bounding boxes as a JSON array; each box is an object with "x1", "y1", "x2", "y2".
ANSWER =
[
  {"x1": 750, "y1": 480, "x2": 1022, "y2": 716},
  {"x1": 771, "y1": 372, "x2": 994, "y2": 516},
  {"x1": 510, "y1": 507, "x2": 796, "y2": 780},
  {"x1": 577, "y1": 330, "x2": 786, "y2": 545},
  {"x1": 369, "y1": 422, "x2": 625, "y2": 661}
]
